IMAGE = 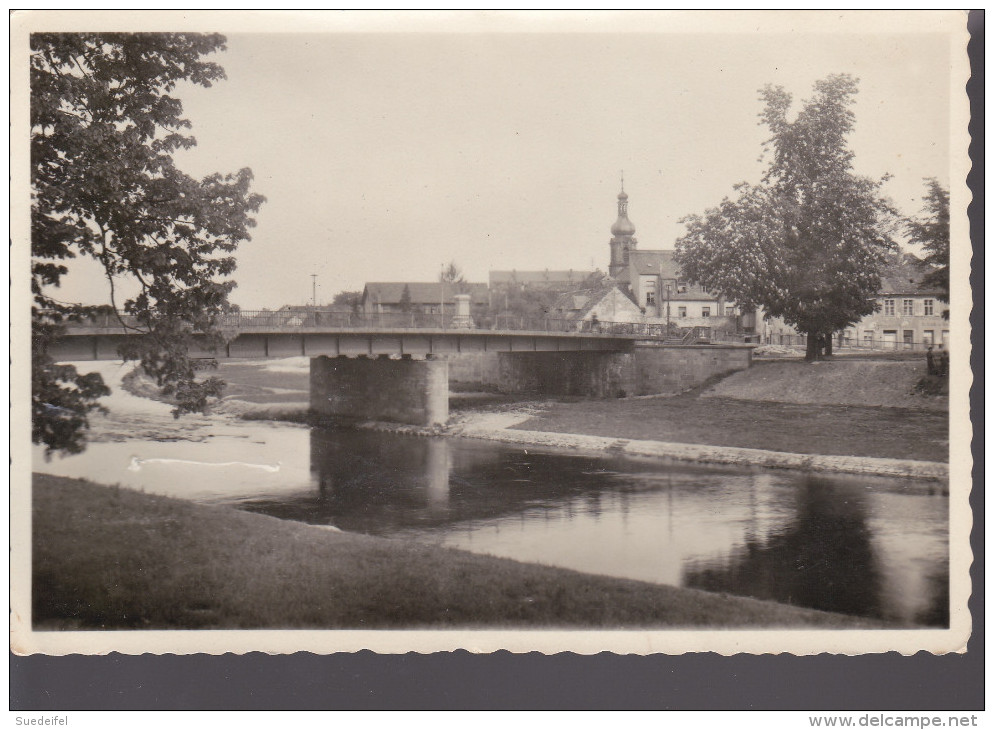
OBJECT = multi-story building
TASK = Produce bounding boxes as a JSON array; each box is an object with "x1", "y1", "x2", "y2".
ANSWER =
[
  {"x1": 760, "y1": 254, "x2": 948, "y2": 349},
  {"x1": 846, "y1": 255, "x2": 948, "y2": 348}
]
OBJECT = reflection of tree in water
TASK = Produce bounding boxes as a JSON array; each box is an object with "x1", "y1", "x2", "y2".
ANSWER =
[
  {"x1": 914, "y1": 565, "x2": 949, "y2": 628},
  {"x1": 684, "y1": 476, "x2": 887, "y2": 622}
]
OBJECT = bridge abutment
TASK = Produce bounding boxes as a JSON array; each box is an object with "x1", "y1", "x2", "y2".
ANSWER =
[
  {"x1": 493, "y1": 343, "x2": 752, "y2": 397},
  {"x1": 497, "y1": 351, "x2": 634, "y2": 397},
  {"x1": 310, "y1": 355, "x2": 449, "y2": 426}
]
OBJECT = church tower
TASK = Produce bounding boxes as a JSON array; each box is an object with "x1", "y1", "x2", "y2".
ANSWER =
[{"x1": 608, "y1": 178, "x2": 637, "y2": 278}]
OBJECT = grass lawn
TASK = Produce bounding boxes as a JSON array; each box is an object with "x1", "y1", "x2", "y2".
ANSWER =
[
  {"x1": 32, "y1": 474, "x2": 886, "y2": 630},
  {"x1": 515, "y1": 394, "x2": 948, "y2": 462}
]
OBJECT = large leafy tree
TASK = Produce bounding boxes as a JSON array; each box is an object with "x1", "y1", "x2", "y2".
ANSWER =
[
  {"x1": 675, "y1": 74, "x2": 897, "y2": 360},
  {"x1": 31, "y1": 33, "x2": 265, "y2": 454},
  {"x1": 906, "y1": 178, "x2": 950, "y2": 316}
]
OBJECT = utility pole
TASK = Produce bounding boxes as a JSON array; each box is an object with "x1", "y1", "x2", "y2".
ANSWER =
[
  {"x1": 311, "y1": 274, "x2": 317, "y2": 308},
  {"x1": 665, "y1": 283, "x2": 672, "y2": 332}
]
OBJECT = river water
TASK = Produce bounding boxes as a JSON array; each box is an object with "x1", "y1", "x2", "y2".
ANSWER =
[{"x1": 32, "y1": 362, "x2": 949, "y2": 626}]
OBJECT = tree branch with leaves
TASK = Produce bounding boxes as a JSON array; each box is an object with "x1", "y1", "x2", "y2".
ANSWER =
[
  {"x1": 31, "y1": 32, "x2": 265, "y2": 454},
  {"x1": 906, "y1": 178, "x2": 950, "y2": 317}
]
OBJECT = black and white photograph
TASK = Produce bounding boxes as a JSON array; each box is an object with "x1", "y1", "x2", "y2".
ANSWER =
[{"x1": 10, "y1": 10, "x2": 973, "y2": 657}]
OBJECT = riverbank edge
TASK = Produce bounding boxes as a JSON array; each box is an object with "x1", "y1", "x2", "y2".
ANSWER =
[
  {"x1": 362, "y1": 416, "x2": 949, "y2": 482},
  {"x1": 228, "y1": 402, "x2": 948, "y2": 482}
]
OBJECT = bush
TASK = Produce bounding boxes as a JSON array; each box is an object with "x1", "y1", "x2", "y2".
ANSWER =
[{"x1": 912, "y1": 375, "x2": 948, "y2": 397}]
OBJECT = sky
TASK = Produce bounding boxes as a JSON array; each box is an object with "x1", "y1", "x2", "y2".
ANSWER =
[{"x1": 44, "y1": 11, "x2": 962, "y2": 311}]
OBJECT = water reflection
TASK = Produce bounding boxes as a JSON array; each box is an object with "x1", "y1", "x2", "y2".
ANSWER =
[
  {"x1": 230, "y1": 428, "x2": 950, "y2": 626},
  {"x1": 683, "y1": 476, "x2": 884, "y2": 619}
]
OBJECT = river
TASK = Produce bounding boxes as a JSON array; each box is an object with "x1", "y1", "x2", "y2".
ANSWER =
[{"x1": 32, "y1": 361, "x2": 949, "y2": 626}]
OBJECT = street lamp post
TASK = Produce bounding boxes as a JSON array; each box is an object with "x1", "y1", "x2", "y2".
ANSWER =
[{"x1": 665, "y1": 283, "x2": 672, "y2": 333}]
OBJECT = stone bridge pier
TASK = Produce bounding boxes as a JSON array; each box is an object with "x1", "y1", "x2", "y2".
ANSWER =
[{"x1": 310, "y1": 355, "x2": 449, "y2": 426}]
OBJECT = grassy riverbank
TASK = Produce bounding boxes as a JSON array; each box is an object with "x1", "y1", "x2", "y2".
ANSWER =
[
  {"x1": 512, "y1": 359, "x2": 948, "y2": 463},
  {"x1": 33, "y1": 474, "x2": 884, "y2": 630},
  {"x1": 515, "y1": 394, "x2": 947, "y2": 462}
]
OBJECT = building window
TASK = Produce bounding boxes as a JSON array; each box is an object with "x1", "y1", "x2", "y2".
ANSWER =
[
  {"x1": 923, "y1": 330, "x2": 934, "y2": 345},
  {"x1": 903, "y1": 330, "x2": 914, "y2": 347},
  {"x1": 678, "y1": 306, "x2": 687, "y2": 318},
  {"x1": 903, "y1": 299, "x2": 914, "y2": 316},
  {"x1": 677, "y1": 281, "x2": 688, "y2": 293},
  {"x1": 924, "y1": 299, "x2": 934, "y2": 316},
  {"x1": 883, "y1": 299, "x2": 895, "y2": 316},
  {"x1": 863, "y1": 331, "x2": 874, "y2": 346},
  {"x1": 701, "y1": 307, "x2": 710, "y2": 318},
  {"x1": 646, "y1": 291, "x2": 656, "y2": 306}
]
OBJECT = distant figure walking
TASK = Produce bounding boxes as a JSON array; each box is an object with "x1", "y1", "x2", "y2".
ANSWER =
[
  {"x1": 926, "y1": 345, "x2": 936, "y2": 376},
  {"x1": 937, "y1": 344, "x2": 949, "y2": 376}
]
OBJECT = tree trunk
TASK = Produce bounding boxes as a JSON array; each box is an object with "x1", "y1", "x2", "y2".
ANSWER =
[
  {"x1": 825, "y1": 333, "x2": 833, "y2": 357},
  {"x1": 805, "y1": 333, "x2": 818, "y2": 361}
]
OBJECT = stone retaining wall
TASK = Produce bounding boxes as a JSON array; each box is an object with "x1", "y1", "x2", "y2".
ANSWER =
[
  {"x1": 491, "y1": 343, "x2": 752, "y2": 397},
  {"x1": 630, "y1": 343, "x2": 753, "y2": 395}
]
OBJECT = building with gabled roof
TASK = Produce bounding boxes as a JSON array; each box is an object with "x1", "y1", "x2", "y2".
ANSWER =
[
  {"x1": 489, "y1": 269, "x2": 601, "y2": 290},
  {"x1": 550, "y1": 283, "x2": 643, "y2": 328},
  {"x1": 361, "y1": 281, "x2": 489, "y2": 316}
]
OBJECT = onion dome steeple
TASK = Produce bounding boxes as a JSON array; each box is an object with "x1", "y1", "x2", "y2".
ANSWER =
[
  {"x1": 611, "y1": 176, "x2": 636, "y2": 237},
  {"x1": 608, "y1": 174, "x2": 638, "y2": 278}
]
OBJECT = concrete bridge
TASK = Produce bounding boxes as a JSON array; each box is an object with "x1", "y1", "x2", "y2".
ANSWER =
[
  {"x1": 48, "y1": 324, "x2": 640, "y2": 361},
  {"x1": 48, "y1": 311, "x2": 753, "y2": 427}
]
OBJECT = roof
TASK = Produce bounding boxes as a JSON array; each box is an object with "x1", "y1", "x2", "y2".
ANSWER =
[
  {"x1": 878, "y1": 253, "x2": 944, "y2": 296},
  {"x1": 362, "y1": 282, "x2": 489, "y2": 306},
  {"x1": 626, "y1": 249, "x2": 679, "y2": 277},
  {"x1": 489, "y1": 269, "x2": 601, "y2": 287},
  {"x1": 552, "y1": 284, "x2": 639, "y2": 320},
  {"x1": 616, "y1": 249, "x2": 715, "y2": 300}
]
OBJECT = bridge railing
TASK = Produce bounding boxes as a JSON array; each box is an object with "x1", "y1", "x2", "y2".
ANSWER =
[{"x1": 49, "y1": 310, "x2": 752, "y2": 342}]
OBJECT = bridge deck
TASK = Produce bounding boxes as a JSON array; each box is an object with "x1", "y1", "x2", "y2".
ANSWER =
[{"x1": 47, "y1": 326, "x2": 644, "y2": 361}]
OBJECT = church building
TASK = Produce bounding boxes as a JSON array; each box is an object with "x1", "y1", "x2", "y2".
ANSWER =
[{"x1": 605, "y1": 183, "x2": 737, "y2": 331}]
